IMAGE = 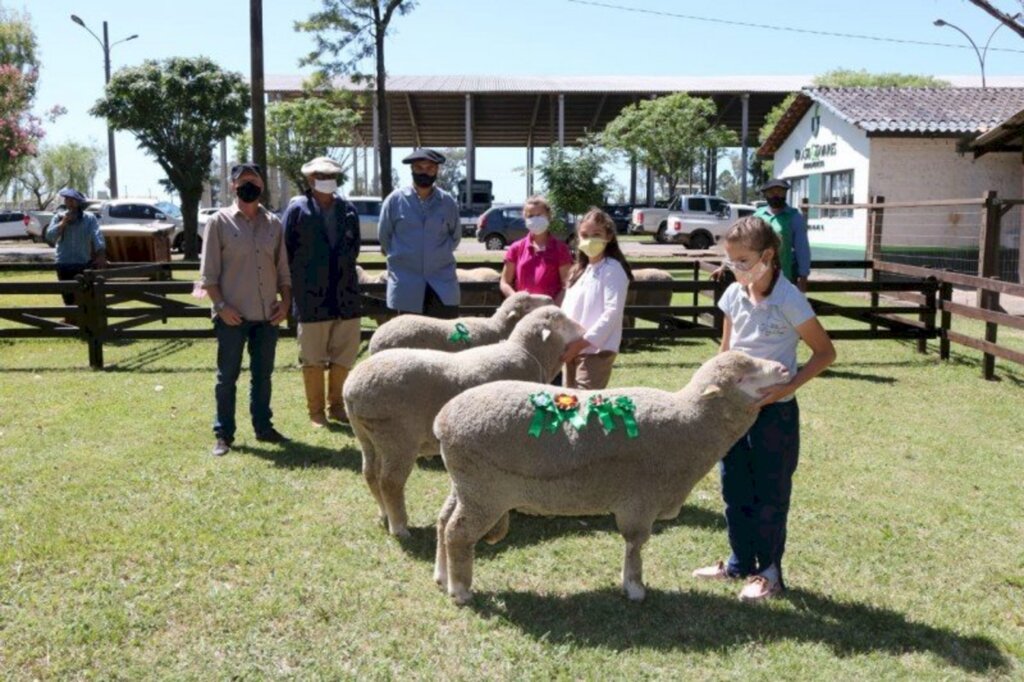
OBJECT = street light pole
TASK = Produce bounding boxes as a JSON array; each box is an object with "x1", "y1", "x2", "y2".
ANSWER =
[
  {"x1": 70, "y1": 15, "x2": 137, "y2": 199},
  {"x1": 934, "y1": 15, "x2": 1020, "y2": 88}
]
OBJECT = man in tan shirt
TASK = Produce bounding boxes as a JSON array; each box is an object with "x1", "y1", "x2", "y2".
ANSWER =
[{"x1": 200, "y1": 163, "x2": 292, "y2": 456}]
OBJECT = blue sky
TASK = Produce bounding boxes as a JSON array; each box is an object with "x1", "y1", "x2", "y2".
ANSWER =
[{"x1": 22, "y1": 0, "x2": 1024, "y2": 205}]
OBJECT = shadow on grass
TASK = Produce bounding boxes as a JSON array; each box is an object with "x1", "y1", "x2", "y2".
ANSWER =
[
  {"x1": 396, "y1": 506, "x2": 725, "y2": 563},
  {"x1": 233, "y1": 442, "x2": 363, "y2": 471},
  {"x1": 819, "y1": 368, "x2": 898, "y2": 384},
  {"x1": 620, "y1": 338, "x2": 705, "y2": 355},
  {"x1": 105, "y1": 339, "x2": 199, "y2": 371},
  {"x1": 468, "y1": 586, "x2": 1009, "y2": 674}
]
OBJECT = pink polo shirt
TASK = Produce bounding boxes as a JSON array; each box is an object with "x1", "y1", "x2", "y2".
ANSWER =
[{"x1": 504, "y1": 235, "x2": 573, "y2": 299}]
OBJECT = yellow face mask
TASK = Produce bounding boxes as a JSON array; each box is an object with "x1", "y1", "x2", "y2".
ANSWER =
[{"x1": 577, "y1": 237, "x2": 607, "y2": 259}]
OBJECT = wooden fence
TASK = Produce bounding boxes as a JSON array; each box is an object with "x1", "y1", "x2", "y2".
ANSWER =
[{"x1": 0, "y1": 258, "x2": 944, "y2": 370}]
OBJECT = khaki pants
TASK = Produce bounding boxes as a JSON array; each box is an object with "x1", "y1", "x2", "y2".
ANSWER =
[
  {"x1": 297, "y1": 318, "x2": 362, "y2": 368},
  {"x1": 564, "y1": 350, "x2": 616, "y2": 390}
]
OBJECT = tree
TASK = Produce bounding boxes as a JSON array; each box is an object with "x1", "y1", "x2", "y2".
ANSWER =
[
  {"x1": 967, "y1": 0, "x2": 1024, "y2": 38},
  {"x1": 757, "y1": 70, "x2": 952, "y2": 177},
  {"x1": 536, "y1": 142, "x2": 613, "y2": 234},
  {"x1": 297, "y1": 0, "x2": 418, "y2": 199},
  {"x1": 0, "y1": 4, "x2": 42, "y2": 190},
  {"x1": 238, "y1": 96, "x2": 360, "y2": 193},
  {"x1": 91, "y1": 57, "x2": 249, "y2": 259},
  {"x1": 16, "y1": 141, "x2": 103, "y2": 209},
  {"x1": 435, "y1": 147, "x2": 466, "y2": 195},
  {"x1": 602, "y1": 93, "x2": 736, "y2": 201}
]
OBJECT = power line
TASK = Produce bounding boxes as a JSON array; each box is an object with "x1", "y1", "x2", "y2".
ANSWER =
[{"x1": 567, "y1": 0, "x2": 1024, "y2": 54}]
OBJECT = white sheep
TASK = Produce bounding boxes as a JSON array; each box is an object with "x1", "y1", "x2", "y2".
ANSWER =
[
  {"x1": 432, "y1": 350, "x2": 790, "y2": 604},
  {"x1": 456, "y1": 267, "x2": 503, "y2": 308},
  {"x1": 624, "y1": 268, "x2": 674, "y2": 330},
  {"x1": 368, "y1": 291, "x2": 552, "y2": 354},
  {"x1": 356, "y1": 265, "x2": 392, "y2": 326},
  {"x1": 343, "y1": 305, "x2": 583, "y2": 538}
]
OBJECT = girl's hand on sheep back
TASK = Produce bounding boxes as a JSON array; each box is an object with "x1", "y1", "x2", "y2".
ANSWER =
[{"x1": 560, "y1": 338, "x2": 591, "y2": 364}]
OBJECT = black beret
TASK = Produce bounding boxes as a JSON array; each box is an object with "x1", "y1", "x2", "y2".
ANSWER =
[
  {"x1": 759, "y1": 178, "x2": 791, "y2": 192},
  {"x1": 402, "y1": 148, "x2": 446, "y2": 164}
]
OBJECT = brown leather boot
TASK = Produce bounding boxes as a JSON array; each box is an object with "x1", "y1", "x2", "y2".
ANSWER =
[
  {"x1": 302, "y1": 366, "x2": 328, "y2": 427},
  {"x1": 327, "y1": 364, "x2": 350, "y2": 423}
]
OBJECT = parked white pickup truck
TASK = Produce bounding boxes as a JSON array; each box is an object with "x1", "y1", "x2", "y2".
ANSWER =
[
  {"x1": 630, "y1": 195, "x2": 752, "y2": 245},
  {"x1": 662, "y1": 203, "x2": 756, "y2": 250}
]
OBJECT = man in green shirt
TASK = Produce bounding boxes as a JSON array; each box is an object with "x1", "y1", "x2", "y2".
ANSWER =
[{"x1": 753, "y1": 179, "x2": 811, "y2": 292}]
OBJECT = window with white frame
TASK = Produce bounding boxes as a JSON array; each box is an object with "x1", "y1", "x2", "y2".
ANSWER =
[{"x1": 821, "y1": 170, "x2": 854, "y2": 218}]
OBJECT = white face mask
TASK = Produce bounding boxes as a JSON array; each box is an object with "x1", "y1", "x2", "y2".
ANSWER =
[
  {"x1": 731, "y1": 259, "x2": 770, "y2": 287},
  {"x1": 313, "y1": 178, "x2": 338, "y2": 194},
  {"x1": 525, "y1": 215, "x2": 549, "y2": 234}
]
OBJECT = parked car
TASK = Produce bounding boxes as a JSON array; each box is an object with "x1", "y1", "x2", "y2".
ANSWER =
[
  {"x1": 93, "y1": 199, "x2": 185, "y2": 250},
  {"x1": 602, "y1": 204, "x2": 633, "y2": 234},
  {"x1": 0, "y1": 210, "x2": 41, "y2": 240},
  {"x1": 663, "y1": 203, "x2": 757, "y2": 250},
  {"x1": 476, "y1": 204, "x2": 576, "y2": 251},
  {"x1": 631, "y1": 194, "x2": 746, "y2": 244},
  {"x1": 347, "y1": 195, "x2": 381, "y2": 242},
  {"x1": 459, "y1": 207, "x2": 481, "y2": 238}
]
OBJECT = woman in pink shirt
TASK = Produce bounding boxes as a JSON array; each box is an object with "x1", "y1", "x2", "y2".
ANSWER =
[{"x1": 499, "y1": 196, "x2": 573, "y2": 304}]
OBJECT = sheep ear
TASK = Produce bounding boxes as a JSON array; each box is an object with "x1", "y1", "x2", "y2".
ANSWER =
[
  {"x1": 507, "y1": 310, "x2": 518, "y2": 320},
  {"x1": 701, "y1": 384, "x2": 722, "y2": 398},
  {"x1": 541, "y1": 328, "x2": 552, "y2": 342}
]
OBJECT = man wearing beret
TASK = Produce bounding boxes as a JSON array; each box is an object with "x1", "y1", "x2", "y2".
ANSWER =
[
  {"x1": 283, "y1": 156, "x2": 362, "y2": 428},
  {"x1": 200, "y1": 163, "x2": 292, "y2": 457},
  {"x1": 754, "y1": 179, "x2": 811, "y2": 292},
  {"x1": 44, "y1": 188, "x2": 106, "y2": 312},
  {"x1": 377, "y1": 148, "x2": 461, "y2": 317}
]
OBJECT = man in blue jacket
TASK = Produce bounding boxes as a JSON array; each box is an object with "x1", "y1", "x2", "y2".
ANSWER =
[
  {"x1": 283, "y1": 157, "x2": 362, "y2": 427},
  {"x1": 377, "y1": 148, "x2": 461, "y2": 317}
]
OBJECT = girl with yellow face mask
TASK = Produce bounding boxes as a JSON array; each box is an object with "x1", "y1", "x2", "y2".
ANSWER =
[{"x1": 558, "y1": 208, "x2": 634, "y2": 390}]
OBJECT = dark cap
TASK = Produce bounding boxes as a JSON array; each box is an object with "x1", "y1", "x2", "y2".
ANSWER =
[
  {"x1": 58, "y1": 187, "x2": 87, "y2": 204},
  {"x1": 759, "y1": 178, "x2": 791, "y2": 192},
  {"x1": 231, "y1": 163, "x2": 264, "y2": 182},
  {"x1": 401, "y1": 148, "x2": 446, "y2": 165}
]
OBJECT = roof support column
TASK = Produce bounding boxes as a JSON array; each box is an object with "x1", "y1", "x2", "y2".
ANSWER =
[
  {"x1": 526, "y1": 145, "x2": 534, "y2": 197},
  {"x1": 740, "y1": 93, "x2": 750, "y2": 204},
  {"x1": 351, "y1": 144, "x2": 359, "y2": 194},
  {"x1": 465, "y1": 94, "x2": 475, "y2": 207},
  {"x1": 219, "y1": 138, "x2": 228, "y2": 206},
  {"x1": 645, "y1": 165, "x2": 654, "y2": 207},
  {"x1": 629, "y1": 156, "x2": 637, "y2": 207},
  {"x1": 372, "y1": 97, "x2": 380, "y2": 195},
  {"x1": 558, "y1": 93, "x2": 565, "y2": 146}
]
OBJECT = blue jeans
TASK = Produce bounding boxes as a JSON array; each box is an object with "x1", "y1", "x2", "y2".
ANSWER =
[
  {"x1": 720, "y1": 400, "x2": 800, "y2": 586},
  {"x1": 213, "y1": 319, "x2": 279, "y2": 441}
]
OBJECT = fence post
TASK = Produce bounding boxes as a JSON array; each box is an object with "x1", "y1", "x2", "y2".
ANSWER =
[
  {"x1": 977, "y1": 191, "x2": 1000, "y2": 307},
  {"x1": 981, "y1": 284, "x2": 1000, "y2": 381},
  {"x1": 80, "y1": 272, "x2": 107, "y2": 370},
  {"x1": 691, "y1": 260, "x2": 699, "y2": 325},
  {"x1": 919, "y1": 276, "x2": 937, "y2": 354},
  {"x1": 867, "y1": 195, "x2": 885, "y2": 332},
  {"x1": 939, "y1": 280, "x2": 952, "y2": 360},
  {"x1": 712, "y1": 275, "x2": 726, "y2": 338}
]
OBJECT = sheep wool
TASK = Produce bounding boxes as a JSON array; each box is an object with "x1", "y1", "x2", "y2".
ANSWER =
[
  {"x1": 368, "y1": 291, "x2": 552, "y2": 354},
  {"x1": 432, "y1": 350, "x2": 791, "y2": 604},
  {"x1": 343, "y1": 305, "x2": 583, "y2": 538}
]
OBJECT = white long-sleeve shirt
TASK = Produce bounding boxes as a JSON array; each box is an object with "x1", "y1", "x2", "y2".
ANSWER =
[{"x1": 560, "y1": 258, "x2": 630, "y2": 354}]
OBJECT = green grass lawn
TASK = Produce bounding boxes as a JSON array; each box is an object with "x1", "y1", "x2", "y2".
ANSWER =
[{"x1": 1, "y1": 271, "x2": 1023, "y2": 679}]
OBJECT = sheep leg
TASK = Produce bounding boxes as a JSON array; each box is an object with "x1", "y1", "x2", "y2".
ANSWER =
[
  {"x1": 445, "y1": 500, "x2": 506, "y2": 605},
  {"x1": 379, "y1": 448, "x2": 418, "y2": 538},
  {"x1": 434, "y1": 489, "x2": 458, "y2": 589},
  {"x1": 351, "y1": 418, "x2": 387, "y2": 523},
  {"x1": 615, "y1": 514, "x2": 653, "y2": 602},
  {"x1": 482, "y1": 512, "x2": 510, "y2": 545}
]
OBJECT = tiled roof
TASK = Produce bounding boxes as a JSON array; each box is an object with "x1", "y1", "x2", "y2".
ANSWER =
[{"x1": 758, "y1": 87, "x2": 1024, "y2": 157}]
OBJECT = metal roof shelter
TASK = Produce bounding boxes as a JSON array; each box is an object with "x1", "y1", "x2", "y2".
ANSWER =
[{"x1": 265, "y1": 74, "x2": 813, "y2": 203}]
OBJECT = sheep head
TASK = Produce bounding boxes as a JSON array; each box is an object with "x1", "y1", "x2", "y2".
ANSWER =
[
  {"x1": 510, "y1": 305, "x2": 583, "y2": 349},
  {"x1": 688, "y1": 351, "x2": 790, "y2": 403},
  {"x1": 495, "y1": 292, "x2": 554, "y2": 325}
]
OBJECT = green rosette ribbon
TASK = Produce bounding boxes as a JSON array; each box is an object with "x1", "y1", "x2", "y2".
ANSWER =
[
  {"x1": 587, "y1": 394, "x2": 640, "y2": 438},
  {"x1": 448, "y1": 322, "x2": 471, "y2": 344},
  {"x1": 528, "y1": 392, "x2": 586, "y2": 437}
]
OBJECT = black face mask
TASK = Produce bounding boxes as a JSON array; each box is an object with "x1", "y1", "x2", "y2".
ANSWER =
[
  {"x1": 766, "y1": 196, "x2": 786, "y2": 210},
  {"x1": 412, "y1": 172, "x2": 436, "y2": 189},
  {"x1": 236, "y1": 181, "x2": 262, "y2": 204}
]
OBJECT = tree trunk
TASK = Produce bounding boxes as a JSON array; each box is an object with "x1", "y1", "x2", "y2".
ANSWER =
[
  {"x1": 180, "y1": 188, "x2": 203, "y2": 260},
  {"x1": 376, "y1": 30, "x2": 392, "y2": 198}
]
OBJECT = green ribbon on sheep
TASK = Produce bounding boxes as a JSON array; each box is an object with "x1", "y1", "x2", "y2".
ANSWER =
[
  {"x1": 528, "y1": 392, "x2": 587, "y2": 437},
  {"x1": 448, "y1": 322, "x2": 471, "y2": 344},
  {"x1": 587, "y1": 395, "x2": 639, "y2": 439},
  {"x1": 527, "y1": 392, "x2": 638, "y2": 439}
]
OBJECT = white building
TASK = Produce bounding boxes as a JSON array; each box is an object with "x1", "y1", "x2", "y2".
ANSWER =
[{"x1": 758, "y1": 88, "x2": 1024, "y2": 270}]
